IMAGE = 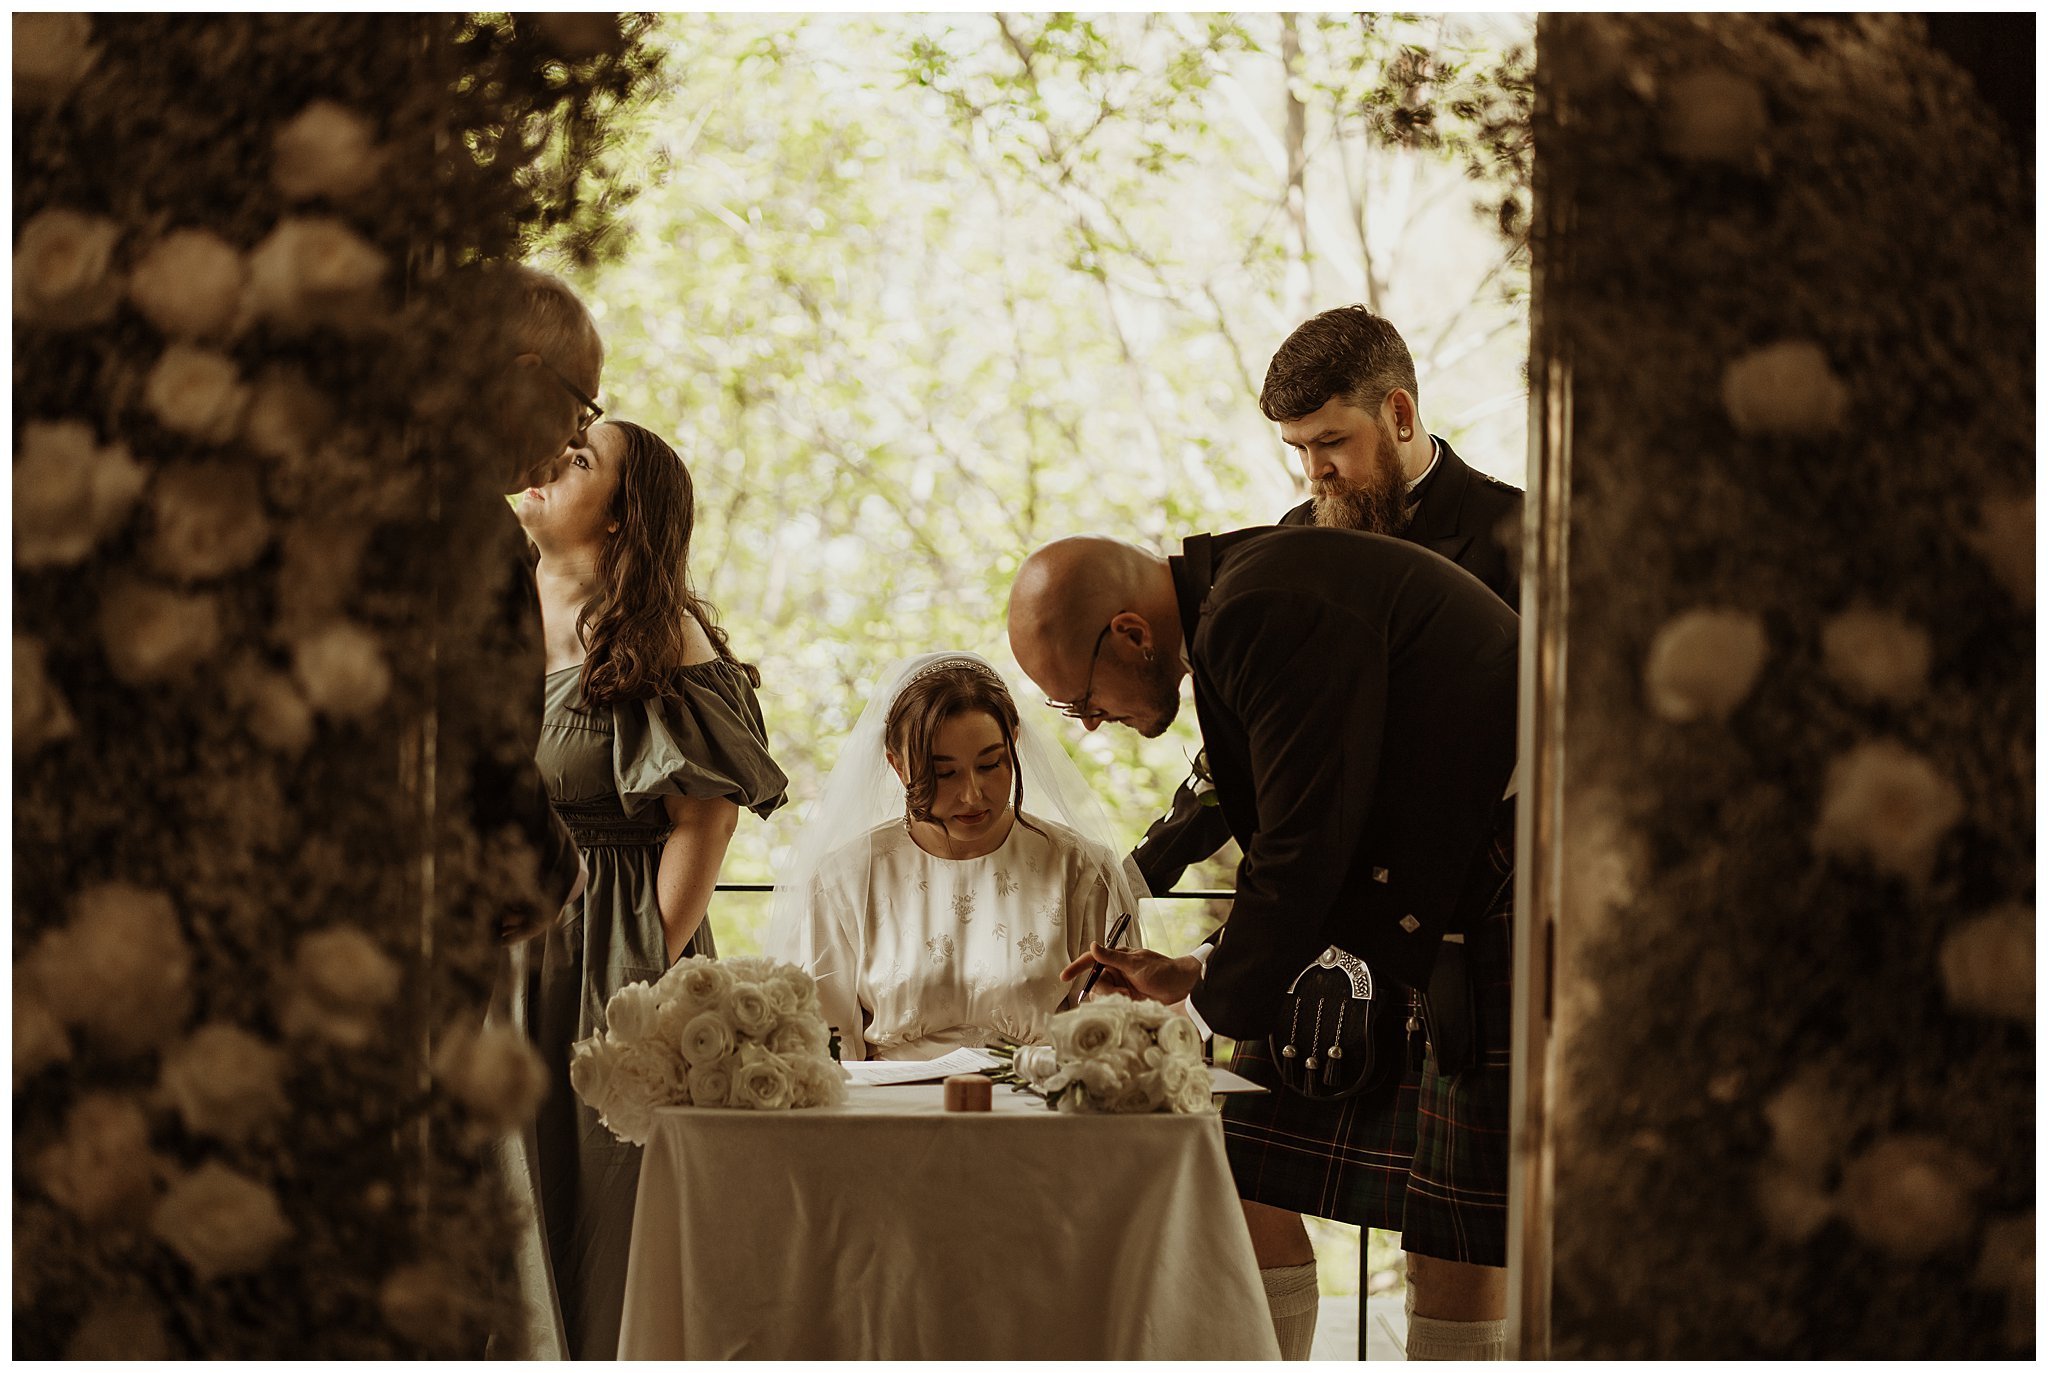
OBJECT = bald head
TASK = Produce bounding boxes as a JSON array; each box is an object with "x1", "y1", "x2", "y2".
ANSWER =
[{"x1": 1007, "y1": 536, "x2": 1179, "y2": 722}]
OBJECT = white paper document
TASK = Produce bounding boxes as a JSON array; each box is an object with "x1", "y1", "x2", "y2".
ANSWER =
[{"x1": 840, "y1": 1047, "x2": 1005, "y2": 1086}]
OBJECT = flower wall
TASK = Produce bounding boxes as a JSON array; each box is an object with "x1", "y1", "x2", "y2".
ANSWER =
[
  {"x1": 1534, "y1": 14, "x2": 2032, "y2": 1357},
  {"x1": 13, "y1": 14, "x2": 657, "y2": 1357}
]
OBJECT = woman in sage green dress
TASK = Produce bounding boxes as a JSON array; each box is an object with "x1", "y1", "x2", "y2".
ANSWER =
[{"x1": 514, "y1": 419, "x2": 786, "y2": 1360}]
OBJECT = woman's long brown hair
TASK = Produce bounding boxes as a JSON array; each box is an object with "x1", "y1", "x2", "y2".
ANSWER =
[
  {"x1": 884, "y1": 662, "x2": 1042, "y2": 837},
  {"x1": 577, "y1": 420, "x2": 758, "y2": 704}
]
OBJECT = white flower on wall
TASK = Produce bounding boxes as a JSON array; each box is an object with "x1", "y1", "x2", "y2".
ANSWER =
[
  {"x1": 378, "y1": 1262, "x2": 478, "y2": 1352},
  {"x1": 14, "y1": 419, "x2": 149, "y2": 568},
  {"x1": 26, "y1": 882, "x2": 194, "y2": 1056},
  {"x1": 32, "y1": 1093, "x2": 163, "y2": 1224},
  {"x1": 1938, "y1": 906, "x2": 2033, "y2": 1022},
  {"x1": 144, "y1": 344, "x2": 252, "y2": 445},
  {"x1": 147, "y1": 462, "x2": 273, "y2": 582},
  {"x1": 1643, "y1": 607, "x2": 1768, "y2": 722},
  {"x1": 13, "y1": 987, "x2": 71, "y2": 1090},
  {"x1": 273, "y1": 101, "x2": 386, "y2": 202},
  {"x1": 291, "y1": 621, "x2": 394, "y2": 718},
  {"x1": 278, "y1": 925, "x2": 403, "y2": 1049},
  {"x1": 159, "y1": 1024, "x2": 291, "y2": 1144},
  {"x1": 63, "y1": 1297, "x2": 173, "y2": 1362},
  {"x1": 14, "y1": 634, "x2": 77, "y2": 756},
  {"x1": 128, "y1": 229, "x2": 248, "y2": 340},
  {"x1": 1659, "y1": 68, "x2": 1768, "y2": 163},
  {"x1": 432, "y1": 1024, "x2": 547, "y2": 1134},
  {"x1": 99, "y1": 578, "x2": 224, "y2": 685},
  {"x1": 225, "y1": 655, "x2": 318, "y2": 755},
  {"x1": 1811, "y1": 738, "x2": 1964, "y2": 886},
  {"x1": 1966, "y1": 493, "x2": 2033, "y2": 608},
  {"x1": 12, "y1": 208, "x2": 121, "y2": 327},
  {"x1": 151, "y1": 1162, "x2": 294, "y2": 1281},
  {"x1": 1837, "y1": 1135, "x2": 1990, "y2": 1260},
  {"x1": 243, "y1": 368, "x2": 335, "y2": 462},
  {"x1": 1820, "y1": 606, "x2": 1932, "y2": 705},
  {"x1": 246, "y1": 216, "x2": 388, "y2": 335},
  {"x1": 12, "y1": 12, "x2": 96, "y2": 108},
  {"x1": 1720, "y1": 340, "x2": 1850, "y2": 438}
]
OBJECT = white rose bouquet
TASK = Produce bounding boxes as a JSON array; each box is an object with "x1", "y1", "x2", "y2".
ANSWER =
[
  {"x1": 988, "y1": 994, "x2": 1216, "y2": 1115},
  {"x1": 569, "y1": 956, "x2": 845, "y2": 1144}
]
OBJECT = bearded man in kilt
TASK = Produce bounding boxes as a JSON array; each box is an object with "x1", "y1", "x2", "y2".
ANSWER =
[{"x1": 1009, "y1": 308, "x2": 1522, "y2": 1363}]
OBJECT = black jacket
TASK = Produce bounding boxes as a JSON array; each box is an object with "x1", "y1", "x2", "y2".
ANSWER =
[
  {"x1": 1133, "y1": 437, "x2": 1521, "y2": 894},
  {"x1": 1173, "y1": 527, "x2": 1519, "y2": 1041}
]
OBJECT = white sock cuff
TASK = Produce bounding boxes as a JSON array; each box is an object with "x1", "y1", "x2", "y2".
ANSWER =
[
  {"x1": 1404, "y1": 1311, "x2": 1506, "y2": 1361},
  {"x1": 1259, "y1": 1261, "x2": 1319, "y2": 1318}
]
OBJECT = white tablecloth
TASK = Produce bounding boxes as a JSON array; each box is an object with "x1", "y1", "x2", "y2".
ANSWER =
[{"x1": 617, "y1": 1084, "x2": 1280, "y2": 1359}]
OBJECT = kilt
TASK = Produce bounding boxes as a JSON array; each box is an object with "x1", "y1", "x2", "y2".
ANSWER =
[{"x1": 1220, "y1": 814, "x2": 1515, "y2": 1267}]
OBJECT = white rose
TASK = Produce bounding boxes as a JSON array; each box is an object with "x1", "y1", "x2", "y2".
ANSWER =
[
  {"x1": 160, "y1": 1023, "x2": 289, "y2": 1143},
  {"x1": 278, "y1": 925, "x2": 402, "y2": 1048},
  {"x1": 1838, "y1": 1136, "x2": 1988, "y2": 1260},
  {"x1": 607, "y1": 1043, "x2": 686, "y2": 1132},
  {"x1": 766, "y1": 1019, "x2": 824, "y2": 1059},
  {"x1": 13, "y1": 207, "x2": 121, "y2": 327},
  {"x1": 14, "y1": 419, "x2": 149, "y2": 567},
  {"x1": 379, "y1": 1261, "x2": 478, "y2": 1352},
  {"x1": 151, "y1": 1162, "x2": 293, "y2": 1281},
  {"x1": 98, "y1": 578, "x2": 222, "y2": 686},
  {"x1": 605, "y1": 982, "x2": 662, "y2": 1043},
  {"x1": 273, "y1": 100, "x2": 386, "y2": 202},
  {"x1": 1128, "y1": 997, "x2": 1172, "y2": 1029},
  {"x1": 727, "y1": 984, "x2": 776, "y2": 1039},
  {"x1": 64, "y1": 1296, "x2": 172, "y2": 1361},
  {"x1": 678, "y1": 1010, "x2": 736, "y2": 1069},
  {"x1": 291, "y1": 621, "x2": 393, "y2": 719},
  {"x1": 1164, "y1": 1060, "x2": 1215, "y2": 1114},
  {"x1": 1754, "y1": 1164, "x2": 1835, "y2": 1243},
  {"x1": 1155, "y1": 1015, "x2": 1203, "y2": 1062},
  {"x1": 144, "y1": 344, "x2": 250, "y2": 445},
  {"x1": 34, "y1": 1092, "x2": 161, "y2": 1223},
  {"x1": 760, "y1": 978, "x2": 802, "y2": 1018},
  {"x1": 1643, "y1": 608, "x2": 1768, "y2": 723},
  {"x1": 146, "y1": 462, "x2": 272, "y2": 582},
  {"x1": 14, "y1": 986, "x2": 71, "y2": 1090},
  {"x1": 433, "y1": 1024, "x2": 547, "y2": 1132},
  {"x1": 536, "y1": 11, "x2": 625, "y2": 59},
  {"x1": 1720, "y1": 340, "x2": 1850, "y2": 438},
  {"x1": 1812, "y1": 739, "x2": 1964, "y2": 887},
  {"x1": 1076, "y1": 1058, "x2": 1126, "y2": 1101},
  {"x1": 1051, "y1": 1004, "x2": 1123, "y2": 1062},
  {"x1": 243, "y1": 367, "x2": 334, "y2": 462},
  {"x1": 771, "y1": 963, "x2": 821, "y2": 1012},
  {"x1": 687, "y1": 1062, "x2": 734, "y2": 1108},
  {"x1": 568, "y1": 1036, "x2": 621, "y2": 1114},
  {"x1": 789, "y1": 1052, "x2": 848, "y2": 1108},
  {"x1": 246, "y1": 216, "x2": 388, "y2": 335},
  {"x1": 670, "y1": 958, "x2": 735, "y2": 1008},
  {"x1": 1967, "y1": 493, "x2": 2033, "y2": 608},
  {"x1": 225, "y1": 655, "x2": 316, "y2": 754},
  {"x1": 13, "y1": 13, "x2": 96, "y2": 108},
  {"x1": 730, "y1": 1044, "x2": 797, "y2": 1110},
  {"x1": 1939, "y1": 907, "x2": 2033, "y2": 1022},
  {"x1": 15, "y1": 634, "x2": 77, "y2": 755},
  {"x1": 1761, "y1": 1072, "x2": 1850, "y2": 1179},
  {"x1": 1821, "y1": 606, "x2": 1932, "y2": 705},
  {"x1": 27, "y1": 881, "x2": 193, "y2": 1056},
  {"x1": 720, "y1": 956, "x2": 776, "y2": 983},
  {"x1": 1659, "y1": 68, "x2": 1768, "y2": 163},
  {"x1": 603, "y1": 1093, "x2": 655, "y2": 1146},
  {"x1": 128, "y1": 229, "x2": 247, "y2": 340}
]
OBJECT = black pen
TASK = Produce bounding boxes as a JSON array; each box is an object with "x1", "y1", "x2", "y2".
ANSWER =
[{"x1": 1079, "y1": 910, "x2": 1134, "y2": 1001}]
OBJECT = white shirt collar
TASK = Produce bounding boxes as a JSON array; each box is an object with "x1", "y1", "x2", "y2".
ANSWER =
[{"x1": 1406, "y1": 435, "x2": 1442, "y2": 493}]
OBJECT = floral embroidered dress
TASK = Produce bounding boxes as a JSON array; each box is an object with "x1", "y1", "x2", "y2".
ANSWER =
[
  {"x1": 798, "y1": 815, "x2": 1134, "y2": 1061},
  {"x1": 522, "y1": 659, "x2": 786, "y2": 1361}
]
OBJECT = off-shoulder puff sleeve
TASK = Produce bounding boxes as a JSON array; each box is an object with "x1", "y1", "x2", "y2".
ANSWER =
[{"x1": 610, "y1": 659, "x2": 789, "y2": 822}]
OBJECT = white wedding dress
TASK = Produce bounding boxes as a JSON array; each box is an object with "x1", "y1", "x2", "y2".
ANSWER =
[
  {"x1": 766, "y1": 652, "x2": 1149, "y2": 1062},
  {"x1": 801, "y1": 816, "x2": 1129, "y2": 1060}
]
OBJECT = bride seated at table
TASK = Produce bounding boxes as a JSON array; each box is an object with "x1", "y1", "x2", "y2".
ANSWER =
[{"x1": 767, "y1": 652, "x2": 1146, "y2": 1060}]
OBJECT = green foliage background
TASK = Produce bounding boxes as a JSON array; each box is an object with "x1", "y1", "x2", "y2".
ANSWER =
[{"x1": 550, "y1": 13, "x2": 1532, "y2": 971}]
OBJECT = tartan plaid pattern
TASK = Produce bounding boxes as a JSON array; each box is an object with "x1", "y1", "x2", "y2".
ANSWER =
[{"x1": 1221, "y1": 817, "x2": 1515, "y2": 1265}]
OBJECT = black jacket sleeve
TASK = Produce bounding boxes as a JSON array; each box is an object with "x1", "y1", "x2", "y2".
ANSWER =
[{"x1": 1130, "y1": 775, "x2": 1235, "y2": 894}]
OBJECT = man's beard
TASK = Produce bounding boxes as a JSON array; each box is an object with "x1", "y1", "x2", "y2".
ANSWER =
[
  {"x1": 1131, "y1": 650, "x2": 1185, "y2": 739},
  {"x1": 1311, "y1": 424, "x2": 1409, "y2": 534}
]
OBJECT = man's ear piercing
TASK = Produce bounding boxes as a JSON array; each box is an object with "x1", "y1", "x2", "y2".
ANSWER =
[{"x1": 1143, "y1": 648, "x2": 1155, "y2": 663}]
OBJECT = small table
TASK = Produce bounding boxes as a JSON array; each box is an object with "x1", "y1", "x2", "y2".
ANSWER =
[{"x1": 617, "y1": 1083, "x2": 1280, "y2": 1359}]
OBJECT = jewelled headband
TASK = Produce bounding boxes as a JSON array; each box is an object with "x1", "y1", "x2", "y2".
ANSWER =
[{"x1": 899, "y1": 656, "x2": 1006, "y2": 693}]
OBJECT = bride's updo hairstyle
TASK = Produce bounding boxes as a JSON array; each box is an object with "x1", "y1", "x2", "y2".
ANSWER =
[
  {"x1": 885, "y1": 660, "x2": 1041, "y2": 835},
  {"x1": 577, "y1": 420, "x2": 758, "y2": 705}
]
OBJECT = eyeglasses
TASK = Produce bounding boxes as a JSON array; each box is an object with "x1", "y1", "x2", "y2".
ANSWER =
[
  {"x1": 1046, "y1": 623, "x2": 1113, "y2": 722},
  {"x1": 521, "y1": 352, "x2": 604, "y2": 445}
]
